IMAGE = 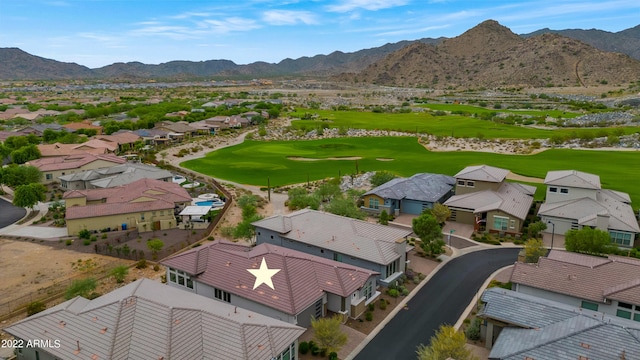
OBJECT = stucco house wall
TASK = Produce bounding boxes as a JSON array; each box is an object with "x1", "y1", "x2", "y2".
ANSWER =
[
  {"x1": 454, "y1": 179, "x2": 500, "y2": 195},
  {"x1": 546, "y1": 186, "x2": 597, "y2": 203},
  {"x1": 42, "y1": 159, "x2": 122, "y2": 184},
  {"x1": 513, "y1": 283, "x2": 620, "y2": 317},
  {"x1": 66, "y1": 209, "x2": 175, "y2": 235}
]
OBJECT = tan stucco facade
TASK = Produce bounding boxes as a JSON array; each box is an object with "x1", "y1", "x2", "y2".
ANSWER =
[
  {"x1": 363, "y1": 194, "x2": 384, "y2": 210},
  {"x1": 454, "y1": 179, "x2": 501, "y2": 195},
  {"x1": 486, "y1": 210, "x2": 523, "y2": 234},
  {"x1": 66, "y1": 209, "x2": 176, "y2": 235}
]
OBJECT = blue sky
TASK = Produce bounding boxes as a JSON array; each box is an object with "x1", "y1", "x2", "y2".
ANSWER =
[{"x1": 1, "y1": 0, "x2": 639, "y2": 68}]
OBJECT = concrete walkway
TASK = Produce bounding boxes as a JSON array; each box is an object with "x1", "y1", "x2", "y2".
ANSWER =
[{"x1": 0, "y1": 200, "x2": 57, "y2": 239}]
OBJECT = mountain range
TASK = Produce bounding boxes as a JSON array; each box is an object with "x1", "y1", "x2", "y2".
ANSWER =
[{"x1": 1, "y1": 20, "x2": 639, "y2": 88}]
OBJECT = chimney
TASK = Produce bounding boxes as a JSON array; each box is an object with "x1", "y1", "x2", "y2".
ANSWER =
[{"x1": 596, "y1": 213, "x2": 609, "y2": 231}]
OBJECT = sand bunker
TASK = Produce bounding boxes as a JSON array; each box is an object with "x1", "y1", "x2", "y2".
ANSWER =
[
  {"x1": 376, "y1": 158, "x2": 394, "y2": 161},
  {"x1": 288, "y1": 156, "x2": 362, "y2": 161}
]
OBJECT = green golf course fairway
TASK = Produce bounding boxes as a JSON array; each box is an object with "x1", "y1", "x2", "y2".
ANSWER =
[{"x1": 181, "y1": 136, "x2": 640, "y2": 208}]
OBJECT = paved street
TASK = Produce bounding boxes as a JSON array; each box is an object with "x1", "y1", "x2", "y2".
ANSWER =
[
  {"x1": 0, "y1": 197, "x2": 26, "y2": 229},
  {"x1": 354, "y1": 247, "x2": 519, "y2": 360}
]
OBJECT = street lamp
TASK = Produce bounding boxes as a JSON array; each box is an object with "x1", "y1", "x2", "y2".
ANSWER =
[{"x1": 547, "y1": 221, "x2": 555, "y2": 250}]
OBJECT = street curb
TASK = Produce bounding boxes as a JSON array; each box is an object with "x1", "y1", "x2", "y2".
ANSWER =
[{"x1": 453, "y1": 265, "x2": 515, "y2": 331}]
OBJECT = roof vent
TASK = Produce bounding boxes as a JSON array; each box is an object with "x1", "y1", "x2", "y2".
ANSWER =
[
  {"x1": 100, "y1": 327, "x2": 108, "y2": 334},
  {"x1": 581, "y1": 342, "x2": 591, "y2": 349}
]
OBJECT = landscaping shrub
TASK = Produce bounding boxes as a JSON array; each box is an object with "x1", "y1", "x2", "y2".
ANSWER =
[
  {"x1": 328, "y1": 351, "x2": 338, "y2": 360},
  {"x1": 379, "y1": 299, "x2": 387, "y2": 310},
  {"x1": 26, "y1": 301, "x2": 46, "y2": 316},
  {"x1": 365, "y1": 311, "x2": 373, "y2": 321},
  {"x1": 465, "y1": 318, "x2": 482, "y2": 340},
  {"x1": 299, "y1": 341, "x2": 309, "y2": 355},
  {"x1": 65, "y1": 239, "x2": 73, "y2": 246},
  {"x1": 311, "y1": 344, "x2": 320, "y2": 356},
  {"x1": 401, "y1": 288, "x2": 410, "y2": 296},
  {"x1": 83, "y1": 239, "x2": 91, "y2": 246},
  {"x1": 367, "y1": 303, "x2": 375, "y2": 312},
  {"x1": 387, "y1": 289, "x2": 399, "y2": 297},
  {"x1": 78, "y1": 229, "x2": 91, "y2": 239},
  {"x1": 135, "y1": 259, "x2": 147, "y2": 269}
]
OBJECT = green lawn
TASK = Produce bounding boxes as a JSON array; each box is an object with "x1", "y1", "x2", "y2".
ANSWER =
[
  {"x1": 420, "y1": 103, "x2": 582, "y2": 118},
  {"x1": 181, "y1": 136, "x2": 640, "y2": 208},
  {"x1": 289, "y1": 109, "x2": 640, "y2": 139}
]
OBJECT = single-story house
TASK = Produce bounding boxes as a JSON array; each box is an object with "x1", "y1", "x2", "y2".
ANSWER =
[
  {"x1": 64, "y1": 177, "x2": 191, "y2": 235},
  {"x1": 4, "y1": 278, "x2": 304, "y2": 360},
  {"x1": 162, "y1": 240, "x2": 379, "y2": 327},
  {"x1": 511, "y1": 250, "x2": 640, "y2": 322},
  {"x1": 58, "y1": 162, "x2": 173, "y2": 190},
  {"x1": 62, "y1": 120, "x2": 104, "y2": 134},
  {"x1": 478, "y1": 287, "x2": 640, "y2": 358},
  {"x1": 94, "y1": 132, "x2": 141, "y2": 152},
  {"x1": 153, "y1": 121, "x2": 200, "y2": 139},
  {"x1": 38, "y1": 139, "x2": 117, "y2": 158},
  {"x1": 27, "y1": 153, "x2": 126, "y2": 184},
  {"x1": 253, "y1": 209, "x2": 412, "y2": 286},
  {"x1": 537, "y1": 170, "x2": 639, "y2": 247},
  {"x1": 362, "y1": 173, "x2": 456, "y2": 215}
]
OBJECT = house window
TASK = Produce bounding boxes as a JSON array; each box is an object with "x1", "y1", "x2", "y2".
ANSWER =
[
  {"x1": 140, "y1": 213, "x2": 145, "y2": 221},
  {"x1": 457, "y1": 180, "x2": 465, "y2": 186},
  {"x1": 214, "y1": 288, "x2": 231, "y2": 302},
  {"x1": 617, "y1": 302, "x2": 640, "y2": 322},
  {"x1": 46, "y1": 174, "x2": 53, "y2": 180},
  {"x1": 509, "y1": 219, "x2": 515, "y2": 229},
  {"x1": 494, "y1": 216, "x2": 508, "y2": 231},
  {"x1": 369, "y1": 198, "x2": 379, "y2": 210},
  {"x1": 581, "y1": 300, "x2": 599, "y2": 311},
  {"x1": 560, "y1": 188, "x2": 569, "y2": 194},
  {"x1": 466, "y1": 181, "x2": 475, "y2": 187},
  {"x1": 363, "y1": 280, "x2": 373, "y2": 300},
  {"x1": 168, "y1": 268, "x2": 194, "y2": 289},
  {"x1": 610, "y1": 231, "x2": 632, "y2": 247},
  {"x1": 333, "y1": 253, "x2": 343, "y2": 262},
  {"x1": 314, "y1": 298, "x2": 323, "y2": 319},
  {"x1": 386, "y1": 261, "x2": 397, "y2": 278},
  {"x1": 549, "y1": 187, "x2": 557, "y2": 193},
  {"x1": 617, "y1": 309, "x2": 632, "y2": 319}
]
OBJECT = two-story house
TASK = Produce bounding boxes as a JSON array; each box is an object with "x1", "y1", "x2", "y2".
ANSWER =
[
  {"x1": 162, "y1": 240, "x2": 379, "y2": 327},
  {"x1": 443, "y1": 165, "x2": 535, "y2": 235},
  {"x1": 252, "y1": 209, "x2": 412, "y2": 287},
  {"x1": 537, "y1": 170, "x2": 639, "y2": 247},
  {"x1": 511, "y1": 250, "x2": 640, "y2": 323}
]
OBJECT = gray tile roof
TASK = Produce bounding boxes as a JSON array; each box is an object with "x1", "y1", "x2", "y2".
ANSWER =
[
  {"x1": 482, "y1": 288, "x2": 640, "y2": 360},
  {"x1": 444, "y1": 182, "x2": 534, "y2": 220},
  {"x1": 59, "y1": 163, "x2": 172, "y2": 188},
  {"x1": 538, "y1": 190, "x2": 640, "y2": 233},
  {"x1": 364, "y1": 173, "x2": 455, "y2": 202},
  {"x1": 454, "y1": 165, "x2": 509, "y2": 183},
  {"x1": 3, "y1": 278, "x2": 304, "y2": 360},
  {"x1": 511, "y1": 250, "x2": 640, "y2": 305},
  {"x1": 162, "y1": 241, "x2": 378, "y2": 316},
  {"x1": 544, "y1": 170, "x2": 601, "y2": 189},
  {"x1": 252, "y1": 209, "x2": 412, "y2": 265}
]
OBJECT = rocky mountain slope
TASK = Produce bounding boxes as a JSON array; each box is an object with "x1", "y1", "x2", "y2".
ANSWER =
[{"x1": 341, "y1": 20, "x2": 640, "y2": 88}]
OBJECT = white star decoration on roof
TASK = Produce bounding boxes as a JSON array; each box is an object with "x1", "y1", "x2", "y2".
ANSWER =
[{"x1": 247, "y1": 257, "x2": 281, "y2": 290}]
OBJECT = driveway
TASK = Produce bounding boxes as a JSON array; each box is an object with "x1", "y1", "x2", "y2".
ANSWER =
[
  {"x1": 0, "y1": 197, "x2": 26, "y2": 229},
  {"x1": 353, "y1": 247, "x2": 519, "y2": 360}
]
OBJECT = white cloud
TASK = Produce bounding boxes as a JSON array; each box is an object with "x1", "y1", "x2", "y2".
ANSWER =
[
  {"x1": 169, "y1": 12, "x2": 214, "y2": 20},
  {"x1": 376, "y1": 24, "x2": 449, "y2": 37},
  {"x1": 262, "y1": 10, "x2": 318, "y2": 25},
  {"x1": 327, "y1": 0, "x2": 409, "y2": 13},
  {"x1": 199, "y1": 17, "x2": 261, "y2": 33}
]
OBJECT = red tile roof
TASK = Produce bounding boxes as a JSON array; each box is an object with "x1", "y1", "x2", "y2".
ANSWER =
[
  {"x1": 27, "y1": 153, "x2": 125, "y2": 172},
  {"x1": 511, "y1": 250, "x2": 640, "y2": 305},
  {"x1": 65, "y1": 178, "x2": 191, "y2": 220},
  {"x1": 162, "y1": 241, "x2": 378, "y2": 316}
]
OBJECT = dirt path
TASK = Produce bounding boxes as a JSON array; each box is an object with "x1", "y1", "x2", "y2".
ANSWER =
[{"x1": 505, "y1": 172, "x2": 544, "y2": 183}]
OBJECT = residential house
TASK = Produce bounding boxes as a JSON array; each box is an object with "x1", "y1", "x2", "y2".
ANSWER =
[
  {"x1": 443, "y1": 165, "x2": 535, "y2": 235},
  {"x1": 253, "y1": 209, "x2": 412, "y2": 286},
  {"x1": 4, "y1": 278, "x2": 304, "y2": 360},
  {"x1": 511, "y1": 250, "x2": 640, "y2": 323},
  {"x1": 362, "y1": 173, "x2": 455, "y2": 216},
  {"x1": 15, "y1": 123, "x2": 68, "y2": 136},
  {"x1": 162, "y1": 240, "x2": 379, "y2": 327},
  {"x1": 58, "y1": 162, "x2": 172, "y2": 190},
  {"x1": 27, "y1": 153, "x2": 126, "y2": 184},
  {"x1": 478, "y1": 287, "x2": 640, "y2": 358},
  {"x1": 153, "y1": 121, "x2": 199, "y2": 141},
  {"x1": 94, "y1": 131, "x2": 141, "y2": 152},
  {"x1": 37, "y1": 139, "x2": 117, "y2": 158},
  {"x1": 131, "y1": 128, "x2": 171, "y2": 146},
  {"x1": 62, "y1": 120, "x2": 104, "y2": 134},
  {"x1": 64, "y1": 177, "x2": 191, "y2": 235},
  {"x1": 537, "y1": 170, "x2": 639, "y2": 247}
]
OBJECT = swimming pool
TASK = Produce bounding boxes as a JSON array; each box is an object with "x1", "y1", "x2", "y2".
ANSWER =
[{"x1": 195, "y1": 200, "x2": 224, "y2": 207}]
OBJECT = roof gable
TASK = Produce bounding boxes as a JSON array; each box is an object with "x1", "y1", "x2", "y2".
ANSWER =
[
  {"x1": 162, "y1": 241, "x2": 378, "y2": 315},
  {"x1": 454, "y1": 165, "x2": 509, "y2": 183},
  {"x1": 544, "y1": 170, "x2": 601, "y2": 189},
  {"x1": 4, "y1": 279, "x2": 303, "y2": 360},
  {"x1": 364, "y1": 173, "x2": 455, "y2": 202}
]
